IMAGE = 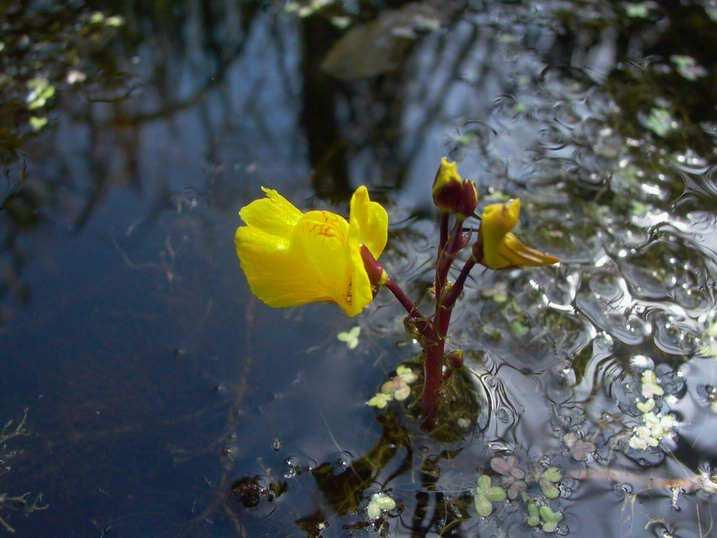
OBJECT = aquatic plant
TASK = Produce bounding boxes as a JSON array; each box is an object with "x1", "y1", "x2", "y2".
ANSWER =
[{"x1": 235, "y1": 158, "x2": 558, "y2": 424}]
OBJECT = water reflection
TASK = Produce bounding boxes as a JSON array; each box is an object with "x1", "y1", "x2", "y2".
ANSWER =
[{"x1": 3, "y1": 0, "x2": 717, "y2": 536}]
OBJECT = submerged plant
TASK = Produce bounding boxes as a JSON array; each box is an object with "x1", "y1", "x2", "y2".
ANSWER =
[
  {"x1": 0, "y1": 410, "x2": 47, "y2": 533},
  {"x1": 234, "y1": 158, "x2": 558, "y2": 425}
]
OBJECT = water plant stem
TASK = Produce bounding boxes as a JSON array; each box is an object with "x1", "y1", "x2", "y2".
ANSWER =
[{"x1": 384, "y1": 279, "x2": 433, "y2": 339}]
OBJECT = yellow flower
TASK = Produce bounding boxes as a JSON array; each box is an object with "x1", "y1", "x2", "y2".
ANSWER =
[
  {"x1": 234, "y1": 186, "x2": 388, "y2": 317},
  {"x1": 480, "y1": 198, "x2": 559, "y2": 269}
]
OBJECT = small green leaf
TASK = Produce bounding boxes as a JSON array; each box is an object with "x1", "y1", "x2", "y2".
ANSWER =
[
  {"x1": 474, "y1": 494, "x2": 493, "y2": 517},
  {"x1": 539, "y1": 505, "x2": 563, "y2": 523},
  {"x1": 636, "y1": 398, "x2": 655, "y2": 413},
  {"x1": 625, "y1": 2, "x2": 650, "y2": 18},
  {"x1": 374, "y1": 494, "x2": 396, "y2": 511},
  {"x1": 540, "y1": 479, "x2": 560, "y2": 499},
  {"x1": 526, "y1": 500, "x2": 540, "y2": 526},
  {"x1": 485, "y1": 486, "x2": 506, "y2": 503},
  {"x1": 29, "y1": 116, "x2": 48, "y2": 131},
  {"x1": 366, "y1": 393, "x2": 392, "y2": 409},
  {"x1": 337, "y1": 326, "x2": 361, "y2": 349},
  {"x1": 477, "y1": 474, "x2": 491, "y2": 492},
  {"x1": 644, "y1": 107, "x2": 674, "y2": 137},
  {"x1": 510, "y1": 321, "x2": 529, "y2": 337},
  {"x1": 542, "y1": 467, "x2": 562, "y2": 483}
]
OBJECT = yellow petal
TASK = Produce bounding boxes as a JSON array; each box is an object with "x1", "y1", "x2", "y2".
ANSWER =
[
  {"x1": 235, "y1": 187, "x2": 383, "y2": 317},
  {"x1": 289, "y1": 210, "x2": 355, "y2": 313},
  {"x1": 482, "y1": 199, "x2": 521, "y2": 234},
  {"x1": 235, "y1": 226, "x2": 319, "y2": 307},
  {"x1": 349, "y1": 186, "x2": 388, "y2": 259},
  {"x1": 432, "y1": 157, "x2": 463, "y2": 198},
  {"x1": 346, "y1": 239, "x2": 373, "y2": 316},
  {"x1": 499, "y1": 233, "x2": 559, "y2": 267},
  {"x1": 480, "y1": 198, "x2": 557, "y2": 269},
  {"x1": 239, "y1": 187, "x2": 302, "y2": 238},
  {"x1": 481, "y1": 199, "x2": 521, "y2": 269}
]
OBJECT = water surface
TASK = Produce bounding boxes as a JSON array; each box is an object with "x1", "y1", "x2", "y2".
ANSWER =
[{"x1": 2, "y1": 1, "x2": 717, "y2": 536}]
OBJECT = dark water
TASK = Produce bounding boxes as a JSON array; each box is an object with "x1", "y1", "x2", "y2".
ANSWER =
[{"x1": 3, "y1": 1, "x2": 717, "y2": 536}]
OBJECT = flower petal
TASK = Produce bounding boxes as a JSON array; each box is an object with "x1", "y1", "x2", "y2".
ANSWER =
[
  {"x1": 349, "y1": 186, "x2": 388, "y2": 259},
  {"x1": 290, "y1": 210, "x2": 355, "y2": 314},
  {"x1": 235, "y1": 226, "x2": 325, "y2": 307},
  {"x1": 345, "y1": 241, "x2": 373, "y2": 316},
  {"x1": 480, "y1": 198, "x2": 557, "y2": 269},
  {"x1": 239, "y1": 187, "x2": 302, "y2": 237},
  {"x1": 499, "y1": 233, "x2": 559, "y2": 267}
]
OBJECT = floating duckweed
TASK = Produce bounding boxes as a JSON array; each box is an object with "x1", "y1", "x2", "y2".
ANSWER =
[
  {"x1": 330, "y1": 16, "x2": 351, "y2": 29},
  {"x1": 629, "y1": 369, "x2": 677, "y2": 450},
  {"x1": 510, "y1": 320, "x2": 529, "y2": 337},
  {"x1": 636, "y1": 398, "x2": 655, "y2": 413},
  {"x1": 539, "y1": 467, "x2": 562, "y2": 499},
  {"x1": 337, "y1": 326, "x2": 360, "y2": 349},
  {"x1": 670, "y1": 55, "x2": 706, "y2": 80},
  {"x1": 366, "y1": 492, "x2": 396, "y2": 520},
  {"x1": 366, "y1": 393, "x2": 392, "y2": 409},
  {"x1": 474, "y1": 474, "x2": 507, "y2": 517},
  {"x1": 526, "y1": 500, "x2": 540, "y2": 526},
  {"x1": 368, "y1": 366, "x2": 418, "y2": 407},
  {"x1": 625, "y1": 2, "x2": 652, "y2": 18},
  {"x1": 105, "y1": 15, "x2": 124, "y2": 27},
  {"x1": 26, "y1": 78, "x2": 55, "y2": 110},
  {"x1": 285, "y1": 0, "x2": 335, "y2": 18},
  {"x1": 641, "y1": 370, "x2": 664, "y2": 399},
  {"x1": 396, "y1": 365, "x2": 418, "y2": 384},
  {"x1": 699, "y1": 319, "x2": 717, "y2": 358},
  {"x1": 66, "y1": 70, "x2": 87, "y2": 85},
  {"x1": 29, "y1": 116, "x2": 48, "y2": 131},
  {"x1": 539, "y1": 505, "x2": 563, "y2": 533},
  {"x1": 644, "y1": 107, "x2": 675, "y2": 137}
]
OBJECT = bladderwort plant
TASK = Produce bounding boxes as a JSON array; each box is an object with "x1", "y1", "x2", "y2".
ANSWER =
[{"x1": 234, "y1": 158, "x2": 558, "y2": 427}]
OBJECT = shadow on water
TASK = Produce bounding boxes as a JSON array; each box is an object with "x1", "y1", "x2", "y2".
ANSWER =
[{"x1": 3, "y1": 0, "x2": 717, "y2": 536}]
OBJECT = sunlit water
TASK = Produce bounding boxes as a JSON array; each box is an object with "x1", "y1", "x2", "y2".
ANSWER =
[{"x1": 2, "y1": 1, "x2": 717, "y2": 536}]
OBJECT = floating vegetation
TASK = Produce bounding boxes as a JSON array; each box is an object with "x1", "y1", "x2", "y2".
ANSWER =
[
  {"x1": 670, "y1": 55, "x2": 707, "y2": 81},
  {"x1": 337, "y1": 326, "x2": 361, "y2": 349},
  {"x1": 643, "y1": 107, "x2": 676, "y2": 137},
  {"x1": 367, "y1": 365, "x2": 418, "y2": 408},
  {"x1": 474, "y1": 474, "x2": 506, "y2": 517},
  {"x1": 628, "y1": 367, "x2": 677, "y2": 451},
  {"x1": 366, "y1": 492, "x2": 396, "y2": 520}
]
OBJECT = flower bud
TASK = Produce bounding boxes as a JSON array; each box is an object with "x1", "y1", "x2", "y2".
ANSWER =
[{"x1": 432, "y1": 157, "x2": 478, "y2": 217}]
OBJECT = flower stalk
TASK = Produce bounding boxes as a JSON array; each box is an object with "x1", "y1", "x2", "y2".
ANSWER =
[
  {"x1": 369, "y1": 158, "x2": 558, "y2": 427},
  {"x1": 234, "y1": 157, "x2": 558, "y2": 430}
]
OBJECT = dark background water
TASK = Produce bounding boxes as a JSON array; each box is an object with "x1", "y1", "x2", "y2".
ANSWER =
[{"x1": 3, "y1": 1, "x2": 717, "y2": 536}]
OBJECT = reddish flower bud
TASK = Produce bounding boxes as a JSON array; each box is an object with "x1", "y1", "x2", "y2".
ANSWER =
[{"x1": 432, "y1": 157, "x2": 478, "y2": 217}]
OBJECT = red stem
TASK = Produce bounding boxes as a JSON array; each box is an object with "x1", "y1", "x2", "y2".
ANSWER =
[
  {"x1": 438, "y1": 257, "x2": 476, "y2": 336},
  {"x1": 423, "y1": 253, "x2": 480, "y2": 424},
  {"x1": 435, "y1": 213, "x2": 450, "y2": 298},
  {"x1": 384, "y1": 279, "x2": 433, "y2": 340},
  {"x1": 435, "y1": 218, "x2": 464, "y2": 299},
  {"x1": 421, "y1": 340, "x2": 444, "y2": 425}
]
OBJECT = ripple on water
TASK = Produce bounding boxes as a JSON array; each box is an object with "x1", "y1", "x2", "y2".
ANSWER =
[{"x1": 618, "y1": 232, "x2": 712, "y2": 310}]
